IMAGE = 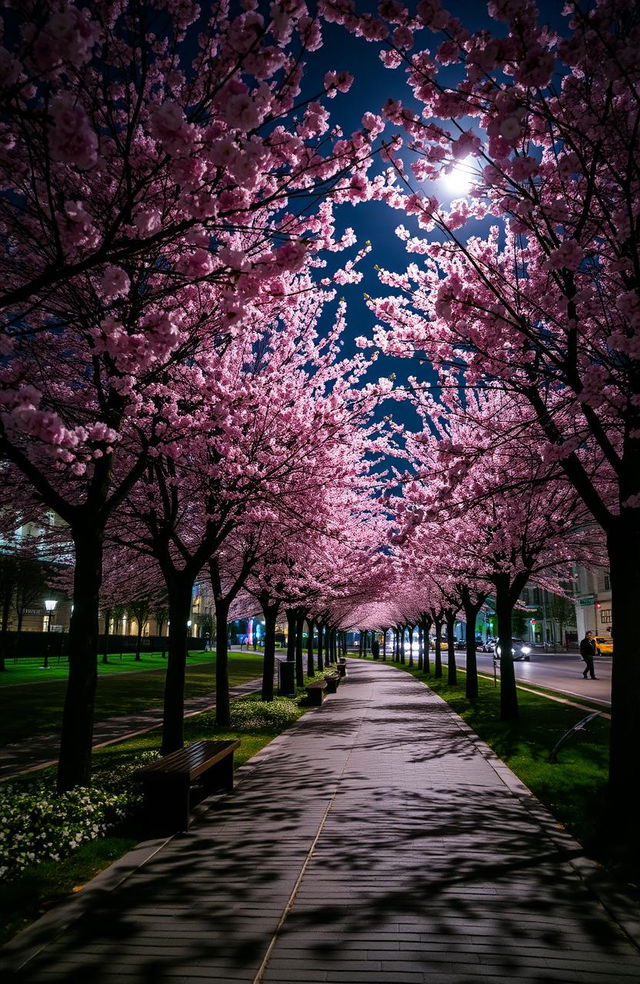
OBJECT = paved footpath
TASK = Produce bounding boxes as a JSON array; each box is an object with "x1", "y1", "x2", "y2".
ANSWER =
[{"x1": 3, "y1": 659, "x2": 640, "y2": 984}]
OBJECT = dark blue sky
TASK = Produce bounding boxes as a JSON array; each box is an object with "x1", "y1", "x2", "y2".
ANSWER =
[{"x1": 293, "y1": 1, "x2": 568, "y2": 425}]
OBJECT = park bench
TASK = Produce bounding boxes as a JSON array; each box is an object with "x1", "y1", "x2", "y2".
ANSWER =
[
  {"x1": 324, "y1": 673, "x2": 340, "y2": 693},
  {"x1": 305, "y1": 678, "x2": 328, "y2": 705},
  {"x1": 139, "y1": 738, "x2": 240, "y2": 836}
]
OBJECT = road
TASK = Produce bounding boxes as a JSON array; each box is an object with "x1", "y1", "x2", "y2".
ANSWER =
[{"x1": 462, "y1": 650, "x2": 612, "y2": 708}]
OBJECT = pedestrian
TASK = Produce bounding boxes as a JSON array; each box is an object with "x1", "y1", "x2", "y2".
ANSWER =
[
  {"x1": 579, "y1": 630, "x2": 598, "y2": 680},
  {"x1": 371, "y1": 637, "x2": 380, "y2": 660}
]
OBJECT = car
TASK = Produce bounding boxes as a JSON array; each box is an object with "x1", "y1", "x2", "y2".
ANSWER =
[
  {"x1": 593, "y1": 635, "x2": 613, "y2": 656},
  {"x1": 493, "y1": 637, "x2": 532, "y2": 661}
]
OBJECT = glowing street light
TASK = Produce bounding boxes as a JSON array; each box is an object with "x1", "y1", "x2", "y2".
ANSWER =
[{"x1": 43, "y1": 599, "x2": 57, "y2": 669}]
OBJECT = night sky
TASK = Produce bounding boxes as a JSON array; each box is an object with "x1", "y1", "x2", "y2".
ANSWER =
[{"x1": 280, "y1": 3, "x2": 566, "y2": 422}]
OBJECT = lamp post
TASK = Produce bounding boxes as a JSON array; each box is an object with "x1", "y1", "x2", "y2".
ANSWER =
[{"x1": 43, "y1": 599, "x2": 57, "y2": 669}]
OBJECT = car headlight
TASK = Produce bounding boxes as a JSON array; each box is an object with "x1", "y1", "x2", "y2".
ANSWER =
[{"x1": 521, "y1": 646, "x2": 531, "y2": 655}]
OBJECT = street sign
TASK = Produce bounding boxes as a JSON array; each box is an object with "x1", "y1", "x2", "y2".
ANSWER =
[{"x1": 579, "y1": 595, "x2": 595, "y2": 606}]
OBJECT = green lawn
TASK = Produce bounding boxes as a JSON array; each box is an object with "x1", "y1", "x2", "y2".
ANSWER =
[
  {"x1": 0, "y1": 648, "x2": 262, "y2": 686},
  {"x1": 0, "y1": 652, "x2": 266, "y2": 746}
]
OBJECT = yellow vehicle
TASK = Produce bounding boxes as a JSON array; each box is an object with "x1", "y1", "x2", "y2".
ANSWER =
[{"x1": 593, "y1": 635, "x2": 613, "y2": 656}]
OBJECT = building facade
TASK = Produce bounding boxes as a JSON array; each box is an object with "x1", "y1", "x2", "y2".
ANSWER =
[{"x1": 573, "y1": 566, "x2": 612, "y2": 641}]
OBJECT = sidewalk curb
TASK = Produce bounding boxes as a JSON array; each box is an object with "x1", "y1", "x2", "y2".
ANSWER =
[{"x1": 0, "y1": 834, "x2": 173, "y2": 975}]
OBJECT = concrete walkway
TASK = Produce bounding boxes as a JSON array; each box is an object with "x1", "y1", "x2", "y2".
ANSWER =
[{"x1": 3, "y1": 659, "x2": 640, "y2": 983}]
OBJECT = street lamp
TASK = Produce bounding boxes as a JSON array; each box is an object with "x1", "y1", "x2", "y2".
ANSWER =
[{"x1": 43, "y1": 599, "x2": 57, "y2": 669}]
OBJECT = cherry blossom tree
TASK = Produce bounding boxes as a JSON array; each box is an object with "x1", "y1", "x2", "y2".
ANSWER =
[
  {"x1": 110, "y1": 279, "x2": 387, "y2": 747},
  {"x1": 325, "y1": 0, "x2": 639, "y2": 810},
  {"x1": 0, "y1": 1, "x2": 380, "y2": 314},
  {"x1": 389, "y1": 387, "x2": 596, "y2": 718},
  {"x1": 0, "y1": 0, "x2": 385, "y2": 790}
]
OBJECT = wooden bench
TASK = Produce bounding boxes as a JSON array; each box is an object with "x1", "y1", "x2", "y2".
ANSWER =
[
  {"x1": 139, "y1": 739, "x2": 240, "y2": 836},
  {"x1": 305, "y1": 679, "x2": 328, "y2": 706},
  {"x1": 324, "y1": 673, "x2": 340, "y2": 693}
]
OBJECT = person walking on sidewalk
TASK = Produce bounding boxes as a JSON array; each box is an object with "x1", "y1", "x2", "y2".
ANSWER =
[{"x1": 580, "y1": 631, "x2": 598, "y2": 679}]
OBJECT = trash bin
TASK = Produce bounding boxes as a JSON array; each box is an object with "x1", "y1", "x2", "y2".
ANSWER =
[{"x1": 278, "y1": 659, "x2": 296, "y2": 697}]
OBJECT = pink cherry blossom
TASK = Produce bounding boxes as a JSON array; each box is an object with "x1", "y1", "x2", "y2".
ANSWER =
[
  {"x1": 99, "y1": 265, "x2": 130, "y2": 300},
  {"x1": 48, "y1": 94, "x2": 98, "y2": 170}
]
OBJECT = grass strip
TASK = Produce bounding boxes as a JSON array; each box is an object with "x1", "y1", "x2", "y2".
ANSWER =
[
  {"x1": 0, "y1": 652, "x2": 265, "y2": 746},
  {"x1": 0, "y1": 648, "x2": 270, "y2": 687}
]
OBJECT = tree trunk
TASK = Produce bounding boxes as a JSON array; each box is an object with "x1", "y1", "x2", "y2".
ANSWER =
[
  {"x1": 214, "y1": 596, "x2": 232, "y2": 726},
  {"x1": 306, "y1": 618, "x2": 315, "y2": 678},
  {"x1": 433, "y1": 616, "x2": 443, "y2": 678},
  {"x1": 607, "y1": 519, "x2": 640, "y2": 828},
  {"x1": 261, "y1": 601, "x2": 279, "y2": 702},
  {"x1": 462, "y1": 597, "x2": 483, "y2": 700},
  {"x1": 160, "y1": 580, "x2": 192, "y2": 754},
  {"x1": 295, "y1": 610, "x2": 305, "y2": 687},
  {"x1": 0, "y1": 594, "x2": 10, "y2": 671},
  {"x1": 417, "y1": 624, "x2": 423, "y2": 671},
  {"x1": 135, "y1": 622, "x2": 143, "y2": 661},
  {"x1": 286, "y1": 609, "x2": 296, "y2": 662},
  {"x1": 495, "y1": 573, "x2": 518, "y2": 721},
  {"x1": 317, "y1": 622, "x2": 324, "y2": 672},
  {"x1": 408, "y1": 625, "x2": 414, "y2": 667},
  {"x1": 57, "y1": 525, "x2": 103, "y2": 793},
  {"x1": 421, "y1": 616, "x2": 432, "y2": 674},
  {"x1": 445, "y1": 611, "x2": 457, "y2": 686}
]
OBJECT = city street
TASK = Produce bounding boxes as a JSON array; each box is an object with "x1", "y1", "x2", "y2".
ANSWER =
[{"x1": 469, "y1": 650, "x2": 612, "y2": 708}]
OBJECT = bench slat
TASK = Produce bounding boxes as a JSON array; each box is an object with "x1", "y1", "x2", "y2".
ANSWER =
[{"x1": 140, "y1": 739, "x2": 240, "y2": 779}]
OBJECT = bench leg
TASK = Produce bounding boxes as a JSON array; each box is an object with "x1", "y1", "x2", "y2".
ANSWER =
[
  {"x1": 202, "y1": 752, "x2": 235, "y2": 794},
  {"x1": 307, "y1": 688, "x2": 323, "y2": 705},
  {"x1": 143, "y1": 774, "x2": 190, "y2": 836}
]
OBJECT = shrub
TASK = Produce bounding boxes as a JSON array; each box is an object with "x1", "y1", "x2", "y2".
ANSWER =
[
  {"x1": 229, "y1": 697, "x2": 300, "y2": 731},
  {"x1": 0, "y1": 752, "x2": 158, "y2": 882}
]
